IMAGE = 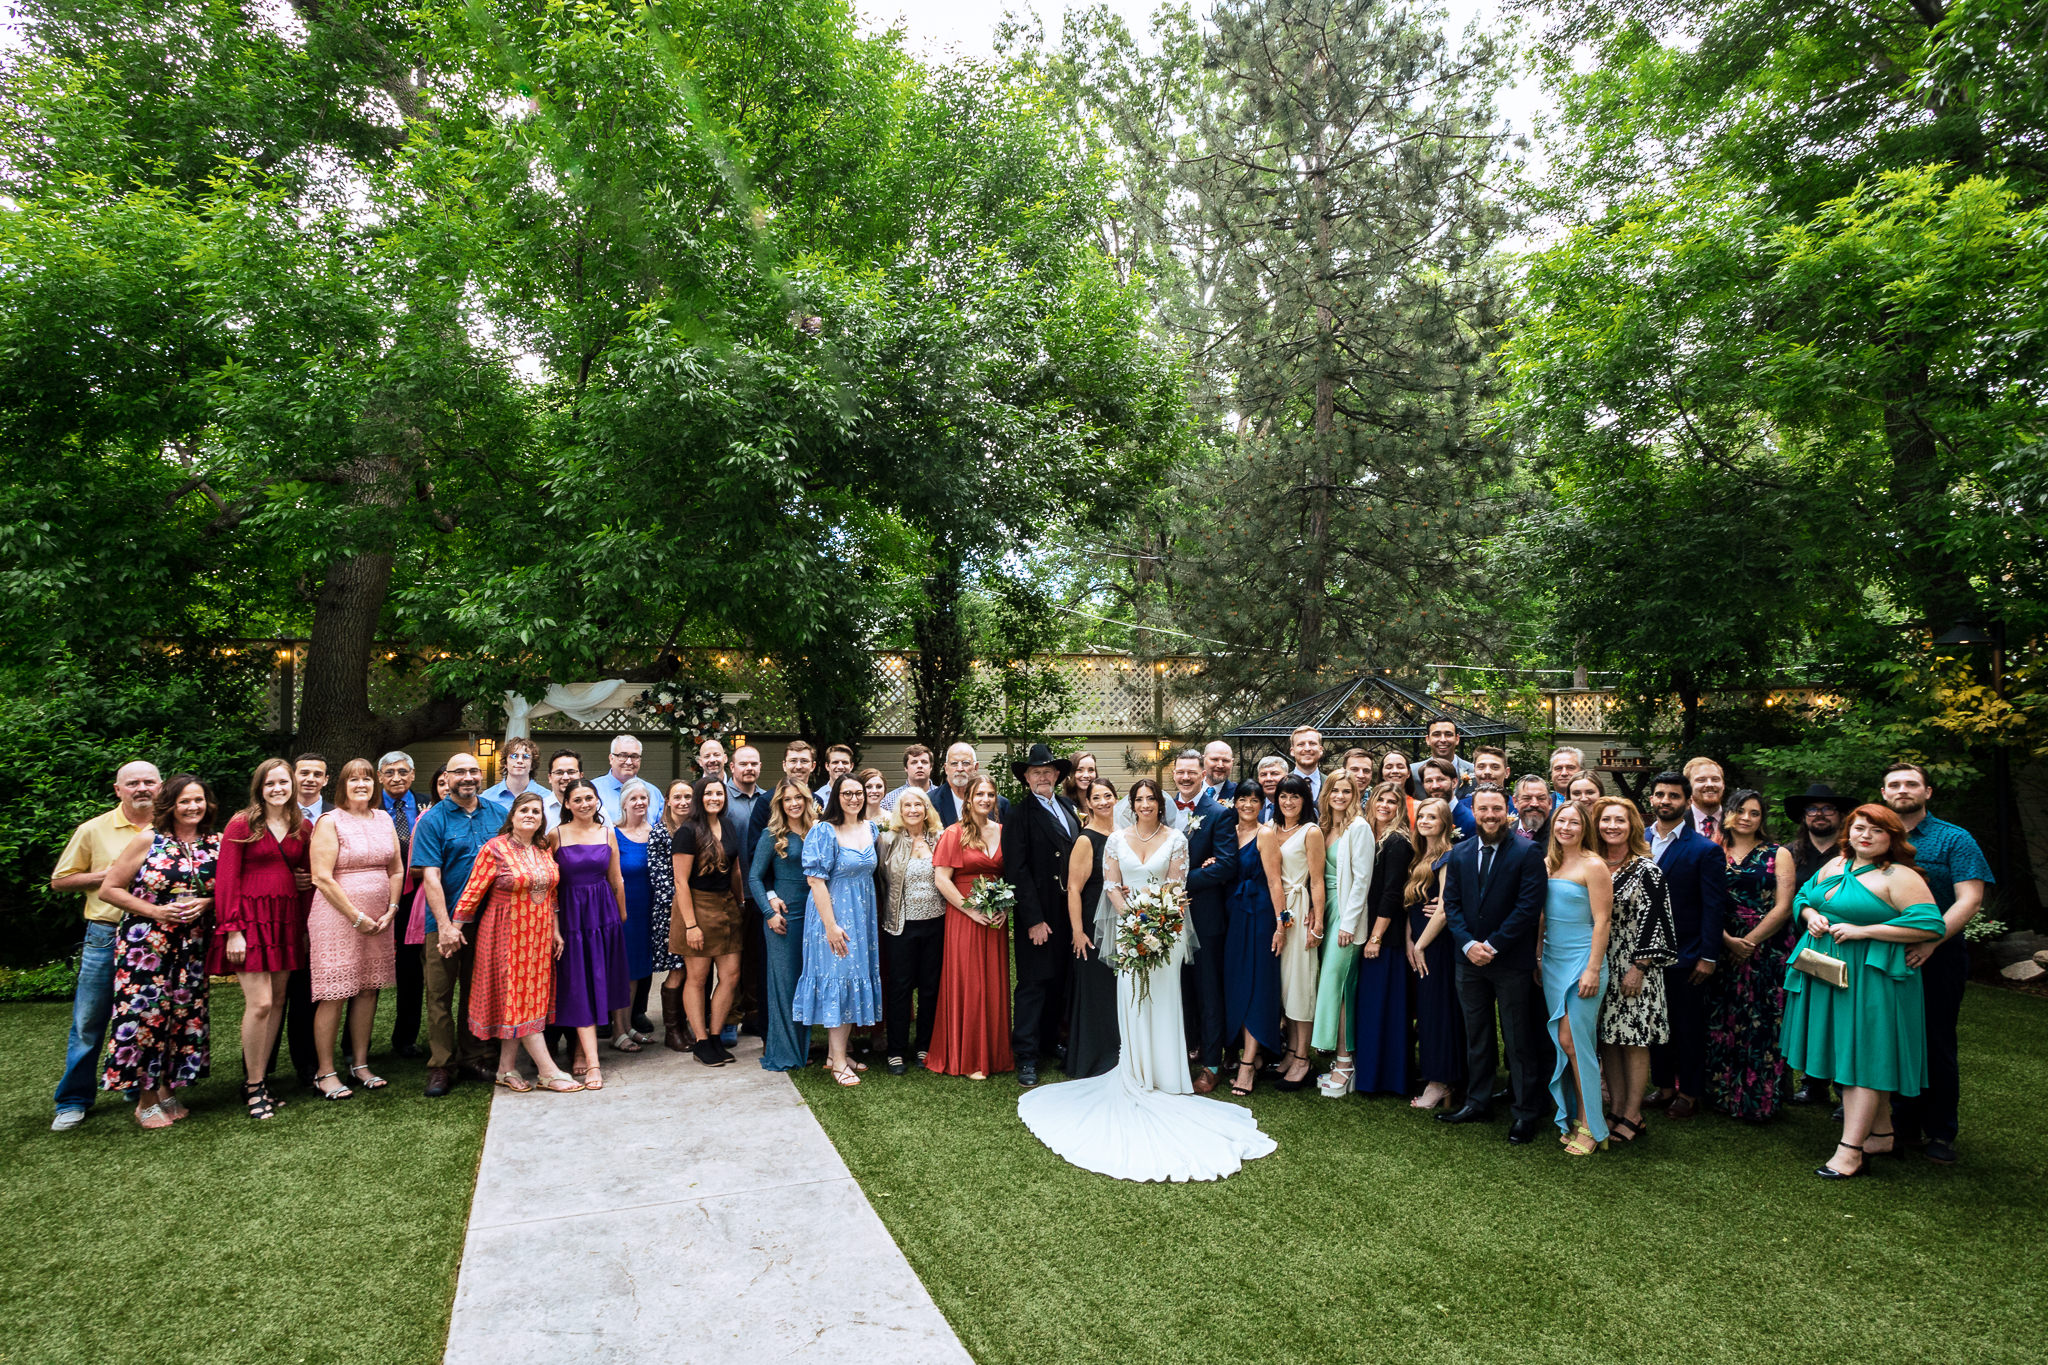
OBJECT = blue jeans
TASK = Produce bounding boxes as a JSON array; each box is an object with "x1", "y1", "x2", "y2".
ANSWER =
[{"x1": 54, "y1": 921, "x2": 120, "y2": 1113}]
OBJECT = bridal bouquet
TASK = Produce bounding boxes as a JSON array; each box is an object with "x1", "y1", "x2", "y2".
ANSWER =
[
  {"x1": 1113, "y1": 883, "x2": 1188, "y2": 1003},
  {"x1": 966, "y1": 875, "x2": 1014, "y2": 929}
]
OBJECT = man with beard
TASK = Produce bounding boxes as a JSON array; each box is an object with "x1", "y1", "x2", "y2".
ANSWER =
[
  {"x1": 1644, "y1": 770, "x2": 1731, "y2": 1120},
  {"x1": 1512, "y1": 775, "x2": 1554, "y2": 843},
  {"x1": 1881, "y1": 762, "x2": 1993, "y2": 1165},
  {"x1": 1200, "y1": 740, "x2": 1238, "y2": 804},
  {"x1": 1783, "y1": 783, "x2": 1848, "y2": 1106},
  {"x1": 411, "y1": 753, "x2": 511, "y2": 1096}
]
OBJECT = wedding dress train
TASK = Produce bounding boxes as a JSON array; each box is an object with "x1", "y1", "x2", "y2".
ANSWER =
[{"x1": 1017, "y1": 826, "x2": 1277, "y2": 1182}]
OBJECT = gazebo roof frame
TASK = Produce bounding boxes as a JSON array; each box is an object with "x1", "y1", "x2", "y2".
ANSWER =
[{"x1": 1224, "y1": 672, "x2": 1523, "y2": 747}]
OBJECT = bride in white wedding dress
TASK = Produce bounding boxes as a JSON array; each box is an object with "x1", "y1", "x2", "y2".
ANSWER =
[{"x1": 1018, "y1": 782, "x2": 1276, "y2": 1182}]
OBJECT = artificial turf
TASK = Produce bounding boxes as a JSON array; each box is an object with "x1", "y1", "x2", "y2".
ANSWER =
[
  {"x1": 793, "y1": 983, "x2": 2048, "y2": 1365},
  {"x1": 1, "y1": 983, "x2": 489, "y2": 1365}
]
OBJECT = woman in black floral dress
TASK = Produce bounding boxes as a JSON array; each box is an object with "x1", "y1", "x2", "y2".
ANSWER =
[
  {"x1": 1705, "y1": 790, "x2": 1796, "y2": 1122},
  {"x1": 1592, "y1": 798, "x2": 1677, "y2": 1141},
  {"x1": 98, "y1": 775, "x2": 221, "y2": 1129}
]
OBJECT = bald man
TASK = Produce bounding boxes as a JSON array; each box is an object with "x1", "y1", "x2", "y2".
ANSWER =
[{"x1": 49, "y1": 760, "x2": 161, "y2": 1130}]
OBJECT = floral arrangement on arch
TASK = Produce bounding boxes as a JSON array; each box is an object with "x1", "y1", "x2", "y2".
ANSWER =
[{"x1": 631, "y1": 684, "x2": 733, "y2": 748}]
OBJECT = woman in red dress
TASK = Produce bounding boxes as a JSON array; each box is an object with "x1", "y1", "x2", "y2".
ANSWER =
[
  {"x1": 456, "y1": 792, "x2": 582, "y2": 1093},
  {"x1": 207, "y1": 758, "x2": 309, "y2": 1120},
  {"x1": 926, "y1": 775, "x2": 1013, "y2": 1079}
]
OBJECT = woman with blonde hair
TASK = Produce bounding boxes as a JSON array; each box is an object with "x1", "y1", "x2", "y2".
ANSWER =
[
  {"x1": 877, "y1": 786, "x2": 946, "y2": 1073},
  {"x1": 1542, "y1": 803, "x2": 1614, "y2": 1155},
  {"x1": 747, "y1": 779, "x2": 816, "y2": 1071},
  {"x1": 1404, "y1": 797, "x2": 1462, "y2": 1109},
  {"x1": 927, "y1": 774, "x2": 1012, "y2": 1078},
  {"x1": 1591, "y1": 797, "x2": 1677, "y2": 1142},
  {"x1": 306, "y1": 759, "x2": 403, "y2": 1098},
  {"x1": 1310, "y1": 774, "x2": 1373, "y2": 1096}
]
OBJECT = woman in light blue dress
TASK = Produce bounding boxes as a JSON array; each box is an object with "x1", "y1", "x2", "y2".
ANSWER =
[
  {"x1": 748, "y1": 780, "x2": 816, "y2": 1072},
  {"x1": 793, "y1": 773, "x2": 882, "y2": 1086},
  {"x1": 1542, "y1": 803, "x2": 1613, "y2": 1155}
]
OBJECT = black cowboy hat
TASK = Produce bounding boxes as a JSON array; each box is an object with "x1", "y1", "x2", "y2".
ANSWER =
[
  {"x1": 1784, "y1": 783, "x2": 1850, "y2": 821},
  {"x1": 1011, "y1": 743, "x2": 1075, "y2": 783}
]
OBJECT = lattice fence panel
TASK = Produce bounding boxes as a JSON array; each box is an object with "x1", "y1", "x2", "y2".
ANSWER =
[{"x1": 1552, "y1": 691, "x2": 1608, "y2": 732}]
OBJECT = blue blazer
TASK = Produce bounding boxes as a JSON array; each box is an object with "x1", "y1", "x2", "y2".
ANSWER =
[
  {"x1": 1183, "y1": 794, "x2": 1237, "y2": 924},
  {"x1": 930, "y1": 784, "x2": 1011, "y2": 829},
  {"x1": 1440, "y1": 834, "x2": 1548, "y2": 971},
  {"x1": 1655, "y1": 828, "x2": 1731, "y2": 966}
]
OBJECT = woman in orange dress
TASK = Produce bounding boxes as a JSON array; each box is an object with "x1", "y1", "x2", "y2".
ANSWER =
[
  {"x1": 926, "y1": 775, "x2": 1013, "y2": 1079},
  {"x1": 454, "y1": 792, "x2": 581, "y2": 1093}
]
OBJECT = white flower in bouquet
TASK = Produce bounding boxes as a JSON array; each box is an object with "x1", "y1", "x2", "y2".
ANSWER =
[{"x1": 966, "y1": 875, "x2": 1015, "y2": 928}]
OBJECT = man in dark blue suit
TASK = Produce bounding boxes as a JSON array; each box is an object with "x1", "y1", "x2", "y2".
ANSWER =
[
  {"x1": 1643, "y1": 770, "x2": 1731, "y2": 1119},
  {"x1": 1181, "y1": 784, "x2": 1239, "y2": 1092},
  {"x1": 1437, "y1": 783, "x2": 1552, "y2": 1143},
  {"x1": 928, "y1": 741, "x2": 1011, "y2": 827},
  {"x1": 1199, "y1": 740, "x2": 1239, "y2": 805}
]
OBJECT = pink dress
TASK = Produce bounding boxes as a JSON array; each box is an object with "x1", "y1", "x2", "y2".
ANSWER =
[{"x1": 309, "y1": 808, "x2": 400, "y2": 1001}]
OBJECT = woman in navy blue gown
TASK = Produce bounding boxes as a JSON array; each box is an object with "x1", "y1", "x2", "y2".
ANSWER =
[
  {"x1": 1403, "y1": 798, "x2": 1464, "y2": 1110},
  {"x1": 1352, "y1": 782, "x2": 1414, "y2": 1096},
  {"x1": 1223, "y1": 786, "x2": 1283, "y2": 1096}
]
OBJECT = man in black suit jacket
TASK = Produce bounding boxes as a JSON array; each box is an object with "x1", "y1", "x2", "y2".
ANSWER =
[
  {"x1": 929, "y1": 741, "x2": 1012, "y2": 827},
  {"x1": 1004, "y1": 745, "x2": 1078, "y2": 1088},
  {"x1": 1200, "y1": 740, "x2": 1239, "y2": 805},
  {"x1": 1645, "y1": 771, "x2": 1731, "y2": 1118},
  {"x1": 1437, "y1": 784, "x2": 1552, "y2": 1142},
  {"x1": 1181, "y1": 786, "x2": 1239, "y2": 1091}
]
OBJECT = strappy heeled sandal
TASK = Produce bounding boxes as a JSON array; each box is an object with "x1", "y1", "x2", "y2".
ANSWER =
[
  {"x1": 1318, "y1": 1062, "x2": 1356, "y2": 1098},
  {"x1": 312, "y1": 1070, "x2": 354, "y2": 1101},
  {"x1": 348, "y1": 1064, "x2": 388, "y2": 1091},
  {"x1": 1865, "y1": 1128, "x2": 1900, "y2": 1158},
  {"x1": 1607, "y1": 1113, "x2": 1647, "y2": 1142},
  {"x1": 1231, "y1": 1061, "x2": 1257, "y2": 1097},
  {"x1": 241, "y1": 1080, "x2": 278, "y2": 1121},
  {"x1": 1816, "y1": 1141, "x2": 1864, "y2": 1179},
  {"x1": 1562, "y1": 1123, "x2": 1605, "y2": 1156},
  {"x1": 831, "y1": 1063, "x2": 862, "y2": 1087}
]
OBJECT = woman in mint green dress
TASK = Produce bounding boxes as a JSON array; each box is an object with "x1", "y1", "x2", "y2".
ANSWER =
[{"x1": 1779, "y1": 804, "x2": 1944, "y2": 1180}]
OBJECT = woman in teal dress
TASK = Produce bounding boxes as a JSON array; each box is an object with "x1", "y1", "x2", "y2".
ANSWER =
[
  {"x1": 748, "y1": 780, "x2": 815, "y2": 1072},
  {"x1": 1780, "y1": 803, "x2": 1944, "y2": 1180},
  {"x1": 1541, "y1": 804, "x2": 1613, "y2": 1155}
]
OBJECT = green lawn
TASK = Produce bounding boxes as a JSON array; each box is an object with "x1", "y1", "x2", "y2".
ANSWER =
[
  {"x1": 1, "y1": 983, "x2": 489, "y2": 1365},
  {"x1": 794, "y1": 984, "x2": 2048, "y2": 1365}
]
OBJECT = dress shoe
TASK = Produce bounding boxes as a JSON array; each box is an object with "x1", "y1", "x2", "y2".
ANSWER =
[
  {"x1": 1788, "y1": 1082, "x2": 1830, "y2": 1106},
  {"x1": 465, "y1": 1063, "x2": 496, "y2": 1086},
  {"x1": 1646, "y1": 1087, "x2": 1678, "y2": 1109},
  {"x1": 1831, "y1": 1104, "x2": 1846, "y2": 1122},
  {"x1": 1923, "y1": 1138, "x2": 1959, "y2": 1165},
  {"x1": 1018, "y1": 1061, "x2": 1039, "y2": 1088},
  {"x1": 423, "y1": 1066, "x2": 454, "y2": 1098},
  {"x1": 1192, "y1": 1068, "x2": 1217, "y2": 1095},
  {"x1": 1507, "y1": 1118, "x2": 1541, "y2": 1145},
  {"x1": 1666, "y1": 1094, "x2": 1700, "y2": 1120},
  {"x1": 1437, "y1": 1102, "x2": 1493, "y2": 1125},
  {"x1": 393, "y1": 1042, "x2": 425, "y2": 1060},
  {"x1": 631, "y1": 1013, "x2": 656, "y2": 1035}
]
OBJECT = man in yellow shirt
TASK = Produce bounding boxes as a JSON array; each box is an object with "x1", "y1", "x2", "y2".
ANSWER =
[{"x1": 49, "y1": 761, "x2": 161, "y2": 1131}]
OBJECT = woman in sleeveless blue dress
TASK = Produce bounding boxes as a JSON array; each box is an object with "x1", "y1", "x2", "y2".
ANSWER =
[
  {"x1": 1541, "y1": 804, "x2": 1614, "y2": 1154},
  {"x1": 1221, "y1": 788, "x2": 1283, "y2": 1092}
]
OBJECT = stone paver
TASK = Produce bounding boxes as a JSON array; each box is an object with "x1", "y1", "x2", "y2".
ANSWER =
[{"x1": 445, "y1": 1018, "x2": 972, "y2": 1365}]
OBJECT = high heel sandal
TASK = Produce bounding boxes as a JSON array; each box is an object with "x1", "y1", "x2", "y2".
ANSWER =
[
  {"x1": 1274, "y1": 1051, "x2": 1313, "y2": 1092},
  {"x1": 1865, "y1": 1128, "x2": 1900, "y2": 1158},
  {"x1": 1318, "y1": 1062, "x2": 1356, "y2": 1098},
  {"x1": 241, "y1": 1080, "x2": 278, "y2": 1121},
  {"x1": 1606, "y1": 1113, "x2": 1646, "y2": 1143},
  {"x1": 1562, "y1": 1124, "x2": 1604, "y2": 1156},
  {"x1": 1231, "y1": 1061, "x2": 1257, "y2": 1097},
  {"x1": 312, "y1": 1070, "x2": 354, "y2": 1101},
  {"x1": 1816, "y1": 1141, "x2": 1864, "y2": 1179}
]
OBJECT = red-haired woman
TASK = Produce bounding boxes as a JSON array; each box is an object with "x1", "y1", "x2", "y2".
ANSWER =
[
  {"x1": 1780, "y1": 804, "x2": 1944, "y2": 1179},
  {"x1": 926, "y1": 775, "x2": 1013, "y2": 1079},
  {"x1": 208, "y1": 758, "x2": 309, "y2": 1119}
]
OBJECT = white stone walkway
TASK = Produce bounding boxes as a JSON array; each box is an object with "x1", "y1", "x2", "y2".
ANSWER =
[{"x1": 444, "y1": 1016, "x2": 972, "y2": 1365}]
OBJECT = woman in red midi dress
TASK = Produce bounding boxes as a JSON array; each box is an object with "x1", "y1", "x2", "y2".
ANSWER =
[
  {"x1": 926, "y1": 775, "x2": 1013, "y2": 1079},
  {"x1": 207, "y1": 758, "x2": 309, "y2": 1120}
]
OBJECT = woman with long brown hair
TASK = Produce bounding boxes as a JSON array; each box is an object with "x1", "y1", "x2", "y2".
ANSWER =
[
  {"x1": 795, "y1": 773, "x2": 883, "y2": 1084},
  {"x1": 1542, "y1": 803, "x2": 1613, "y2": 1155},
  {"x1": 208, "y1": 758, "x2": 308, "y2": 1119},
  {"x1": 1263, "y1": 774, "x2": 1324, "y2": 1091},
  {"x1": 458, "y1": 791, "x2": 581, "y2": 1093},
  {"x1": 1781, "y1": 803, "x2": 1944, "y2": 1178},
  {"x1": 926, "y1": 774, "x2": 1012, "y2": 1079},
  {"x1": 747, "y1": 779, "x2": 816, "y2": 1072},
  {"x1": 1404, "y1": 796, "x2": 1463, "y2": 1110},
  {"x1": 306, "y1": 759, "x2": 403, "y2": 1098},
  {"x1": 1310, "y1": 774, "x2": 1372, "y2": 1096},
  {"x1": 672, "y1": 776, "x2": 747, "y2": 1067},
  {"x1": 1591, "y1": 797, "x2": 1677, "y2": 1143}
]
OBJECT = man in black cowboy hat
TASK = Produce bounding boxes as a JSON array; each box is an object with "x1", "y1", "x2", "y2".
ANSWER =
[
  {"x1": 1004, "y1": 743, "x2": 1079, "y2": 1088},
  {"x1": 1783, "y1": 782, "x2": 1848, "y2": 1107},
  {"x1": 1784, "y1": 783, "x2": 1849, "y2": 892}
]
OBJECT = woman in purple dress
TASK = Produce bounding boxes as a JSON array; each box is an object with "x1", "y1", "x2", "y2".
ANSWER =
[{"x1": 552, "y1": 779, "x2": 629, "y2": 1089}]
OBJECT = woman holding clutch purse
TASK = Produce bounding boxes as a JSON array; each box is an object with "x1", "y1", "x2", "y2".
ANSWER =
[{"x1": 1779, "y1": 804, "x2": 1944, "y2": 1180}]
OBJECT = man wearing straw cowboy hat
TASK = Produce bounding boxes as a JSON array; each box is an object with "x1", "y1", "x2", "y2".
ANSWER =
[{"x1": 1005, "y1": 744, "x2": 1079, "y2": 1089}]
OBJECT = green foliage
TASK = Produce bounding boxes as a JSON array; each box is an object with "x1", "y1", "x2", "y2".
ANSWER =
[
  {"x1": 0, "y1": 654, "x2": 272, "y2": 966},
  {"x1": 0, "y1": 960, "x2": 80, "y2": 1002},
  {"x1": 964, "y1": 574, "x2": 1079, "y2": 786}
]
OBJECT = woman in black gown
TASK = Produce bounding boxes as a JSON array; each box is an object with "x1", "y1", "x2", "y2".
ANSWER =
[{"x1": 1063, "y1": 778, "x2": 1122, "y2": 1078}]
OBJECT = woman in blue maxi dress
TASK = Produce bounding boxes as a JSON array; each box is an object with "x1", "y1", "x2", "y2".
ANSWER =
[{"x1": 1221, "y1": 789, "x2": 1282, "y2": 1093}]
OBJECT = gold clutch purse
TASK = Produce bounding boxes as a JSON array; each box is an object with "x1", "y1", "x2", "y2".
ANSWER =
[{"x1": 1791, "y1": 946, "x2": 1849, "y2": 989}]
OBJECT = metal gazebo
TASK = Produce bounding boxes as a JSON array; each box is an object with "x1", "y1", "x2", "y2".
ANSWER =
[{"x1": 1223, "y1": 672, "x2": 1522, "y2": 754}]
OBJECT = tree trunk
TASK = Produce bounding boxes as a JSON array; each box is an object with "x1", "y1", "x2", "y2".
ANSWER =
[
  {"x1": 295, "y1": 549, "x2": 468, "y2": 763},
  {"x1": 1294, "y1": 122, "x2": 1334, "y2": 684},
  {"x1": 911, "y1": 554, "x2": 973, "y2": 750},
  {"x1": 1884, "y1": 394, "x2": 1977, "y2": 629}
]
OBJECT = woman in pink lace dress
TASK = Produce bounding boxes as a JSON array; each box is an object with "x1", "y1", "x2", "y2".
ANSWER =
[{"x1": 307, "y1": 759, "x2": 404, "y2": 1099}]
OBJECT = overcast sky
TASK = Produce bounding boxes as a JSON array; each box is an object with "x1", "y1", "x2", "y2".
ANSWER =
[{"x1": 854, "y1": 0, "x2": 1553, "y2": 144}]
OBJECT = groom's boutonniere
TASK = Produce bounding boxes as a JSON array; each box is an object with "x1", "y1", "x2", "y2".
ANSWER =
[{"x1": 1187, "y1": 814, "x2": 1205, "y2": 833}]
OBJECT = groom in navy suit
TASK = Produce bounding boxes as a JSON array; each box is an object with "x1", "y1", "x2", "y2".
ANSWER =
[
  {"x1": 1437, "y1": 784, "x2": 1552, "y2": 1143},
  {"x1": 1644, "y1": 770, "x2": 1731, "y2": 1119},
  {"x1": 1181, "y1": 781, "x2": 1237, "y2": 1092}
]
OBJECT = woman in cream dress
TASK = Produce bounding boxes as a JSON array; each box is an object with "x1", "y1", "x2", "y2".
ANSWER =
[{"x1": 1266, "y1": 774, "x2": 1325, "y2": 1090}]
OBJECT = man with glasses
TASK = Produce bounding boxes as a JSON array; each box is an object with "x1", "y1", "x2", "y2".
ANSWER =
[
  {"x1": 411, "y1": 754, "x2": 509, "y2": 1096},
  {"x1": 377, "y1": 750, "x2": 427, "y2": 1059},
  {"x1": 595, "y1": 734, "x2": 663, "y2": 824}
]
